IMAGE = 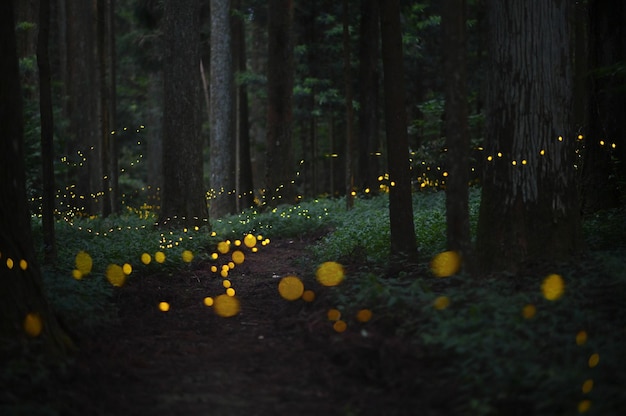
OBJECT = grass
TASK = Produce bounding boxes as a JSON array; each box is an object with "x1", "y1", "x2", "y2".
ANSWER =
[{"x1": 28, "y1": 191, "x2": 626, "y2": 415}]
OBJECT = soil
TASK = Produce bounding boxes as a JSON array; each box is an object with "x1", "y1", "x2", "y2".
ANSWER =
[{"x1": 16, "y1": 236, "x2": 454, "y2": 416}]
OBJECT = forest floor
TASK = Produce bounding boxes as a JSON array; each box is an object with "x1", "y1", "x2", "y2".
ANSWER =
[{"x1": 39, "y1": 235, "x2": 451, "y2": 416}]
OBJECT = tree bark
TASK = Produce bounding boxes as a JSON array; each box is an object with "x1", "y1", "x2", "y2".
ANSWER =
[
  {"x1": 160, "y1": 0, "x2": 208, "y2": 228},
  {"x1": 1, "y1": 0, "x2": 73, "y2": 355},
  {"x1": 442, "y1": 0, "x2": 470, "y2": 257},
  {"x1": 232, "y1": 0, "x2": 255, "y2": 211},
  {"x1": 379, "y1": 0, "x2": 418, "y2": 261},
  {"x1": 357, "y1": 0, "x2": 380, "y2": 195},
  {"x1": 343, "y1": 0, "x2": 355, "y2": 209},
  {"x1": 37, "y1": 0, "x2": 57, "y2": 264},
  {"x1": 210, "y1": 0, "x2": 237, "y2": 217},
  {"x1": 265, "y1": 0, "x2": 296, "y2": 207},
  {"x1": 476, "y1": 0, "x2": 582, "y2": 273}
]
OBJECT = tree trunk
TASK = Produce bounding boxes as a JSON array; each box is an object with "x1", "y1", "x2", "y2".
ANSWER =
[
  {"x1": 379, "y1": 0, "x2": 418, "y2": 261},
  {"x1": 357, "y1": 0, "x2": 380, "y2": 195},
  {"x1": 476, "y1": 0, "x2": 582, "y2": 273},
  {"x1": 265, "y1": 0, "x2": 296, "y2": 207},
  {"x1": 37, "y1": 0, "x2": 57, "y2": 264},
  {"x1": 343, "y1": 0, "x2": 355, "y2": 209},
  {"x1": 442, "y1": 0, "x2": 470, "y2": 257},
  {"x1": 232, "y1": 0, "x2": 255, "y2": 211},
  {"x1": 1, "y1": 0, "x2": 73, "y2": 355},
  {"x1": 160, "y1": 0, "x2": 208, "y2": 228},
  {"x1": 65, "y1": 0, "x2": 101, "y2": 215},
  {"x1": 210, "y1": 0, "x2": 237, "y2": 218}
]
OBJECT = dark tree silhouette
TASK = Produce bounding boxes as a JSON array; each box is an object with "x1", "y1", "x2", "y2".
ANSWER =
[
  {"x1": 1, "y1": 0, "x2": 73, "y2": 355},
  {"x1": 160, "y1": 0, "x2": 208, "y2": 228},
  {"x1": 379, "y1": 0, "x2": 418, "y2": 260},
  {"x1": 476, "y1": 0, "x2": 582, "y2": 272}
]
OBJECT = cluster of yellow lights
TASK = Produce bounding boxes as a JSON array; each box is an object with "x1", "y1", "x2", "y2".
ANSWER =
[{"x1": 428, "y1": 251, "x2": 603, "y2": 413}]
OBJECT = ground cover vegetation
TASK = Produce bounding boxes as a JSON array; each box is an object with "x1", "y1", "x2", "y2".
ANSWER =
[{"x1": 3, "y1": 191, "x2": 622, "y2": 415}]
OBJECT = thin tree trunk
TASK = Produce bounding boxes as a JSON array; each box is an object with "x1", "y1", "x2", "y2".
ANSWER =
[
  {"x1": 265, "y1": 0, "x2": 296, "y2": 206},
  {"x1": 442, "y1": 0, "x2": 470, "y2": 257},
  {"x1": 343, "y1": 0, "x2": 355, "y2": 209},
  {"x1": 379, "y1": 0, "x2": 418, "y2": 261},
  {"x1": 37, "y1": 0, "x2": 57, "y2": 264}
]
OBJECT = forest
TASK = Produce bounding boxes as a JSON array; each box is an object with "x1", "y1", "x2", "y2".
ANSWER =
[{"x1": 1, "y1": 0, "x2": 626, "y2": 415}]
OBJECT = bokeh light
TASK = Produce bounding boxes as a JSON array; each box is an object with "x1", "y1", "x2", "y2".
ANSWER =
[
  {"x1": 576, "y1": 330, "x2": 588, "y2": 346},
  {"x1": 155, "y1": 251, "x2": 166, "y2": 264},
  {"x1": 588, "y1": 353, "x2": 600, "y2": 368},
  {"x1": 327, "y1": 308, "x2": 341, "y2": 321},
  {"x1": 278, "y1": 276, "x2": 305, "y2": 301},
  {"x1": 541, "y1": 274, "x2": 565, "y2": 301},
  {"x1": 75, "y1": 251, "x2": 93, "y2": 276},
  {"x1": 430, "y1": 251, "x2": 461, "y2": 277},
  {"x1": 23, "y1": 312, "x2": 42, "y2": 337},
  {"x1": 72, "y1": 269, "x2": 83, "y2": 280},
  {"x1": 213, "y1": 294, "x2": 240, "y2": 317},
  {"x1": 522, "y1": 304, "x2": 536, "y2": 319},
  {"x1": 433, "y1": 296, "x2": 450, "y2": 310},
  {"x1": 333, "y1": 320, "x2": 347, "y2": 333},
  {"x1": 582, "y1": 379, "x2": 593, "y2": 394},
  {"x1": 302, "y1": 290, "x2": 315, "y2": 302},
  {"x1": 106, "y1": 264, "x2": 126, "y2": 287},
  {"x1": 122, "y1": 263, "x2": 132, "y2": 275},
  {"x1": 578, "y1": 399, "x2": 591, "y2": 413},
  {"x1": 356, "y1": 309, "x2": 373, "y2": 323},
  {"x1": 217, "y1": 241, "x2": 230, "y2": 254},
  {"x1": 226, "y1": 288, "x2": 236, "y2": 296},
  {"x1": 223, "y1": 279, "x2": 231, "y2": 288},
  {"x1": 204, "y1": 297, "x2": 214, "y2": 306},
  {"x1": 19, "y1": 259, "x2": 28, "y2": 270},
  {"x1": 232, "y1": 250, "x2": 245, "y2": 265},
  {"x1": 244, "y1": 233, "x2": 257, "y2": 248},
  {"x1": 316, "y1": 261, "x2": 345, "y2": 286},
  {"x1": 159, "y1": 301, "x2": 170, "y2": 312},
  {"x1": 182, "y1": 250, "x2": 194, "y2": 263},
  {"x1": 141, "y1": 252, "x2": 151, "y2": 265}
]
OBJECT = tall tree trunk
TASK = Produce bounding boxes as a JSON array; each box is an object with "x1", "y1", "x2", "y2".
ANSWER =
[
  {"x1": 343, "y1": 0, "x2": 355, "y2": 209},
  {"x1": 476, "y1": 0, "x2": 582, "y2": 273},
  {"x1": 379, "y1": 0, "x2": 418, "y2": 261},
  {"x1": 442, "y1": 0, "x2": 470, "y2": 257},
  {"x1": 357, "y1": 0, "x2": 380, "y2": 195},
  {"x1": 65, "y1": 0, "x2": 101, "y2": 215},
  {"x1": 265, "y1": 0, "x2": 296, "y2": 207},
  {"x1": 160, "y1": 0, "x2": 207, "y2": 228},
  {"x1": 1, "y1": 0, "x2": 73, "y2": 355},
  {"x1": 37, "y1": 0, "x2": 57, "y2": 264},
  {"x1": 232, "y1": 0, "x2": 255, "y2": 211},
  {"x1": 210, "y1": 0, "x2": 237, "y2": 217}
]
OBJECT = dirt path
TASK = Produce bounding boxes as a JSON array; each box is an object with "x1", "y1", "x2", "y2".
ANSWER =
[{"x1": 57, "y1": 237, "x2": 444, "y2": 416}]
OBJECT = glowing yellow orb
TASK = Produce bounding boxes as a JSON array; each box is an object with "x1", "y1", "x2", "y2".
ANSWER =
[
  {"x1": 316, "y1": 261, "x2": 345, "y2": 286},
  {"x1": 19, "y1": 259, "x2": 28, "y2": 270},
  {"x1": 213, "y1": 294, "x2": 240, "y2": 317},
  {"x1": 23, "y1": 312, "x2": 42, "y2": 337},
  {"x1": 232, "y1": 250, "x2": 245, "y2": 265},
  {"x1": 588, "y1": 353, "x2": 600, "y2": 368},
  {"x1": 6, "y1": 258, "x2": 14, "y2": 269},
  {"x1": 75, "y1": 251, "x2": 93, "y2": 275},
  {"x1": 122, "y1": 263, "x2": 132, "y2": 275},
  {"x1": 159, "y1": 302, "x2": 170, "y2": 312},
  {"x1": 302, "y1": 290, "x2": 315, "y2": 302},
  {"x1": 210, "y1": 252, "x2": 218, "y2": 260},
  {"x1": 582, "y1": 379, "x2": 594, "y2": 394},
  {"x1": 430, "y1": 251, "x2": 461, "y2": 277},
  {"x1": 223, "y1": 279, "x2": 231, "y2": 288},
  {"x1": 210, "y1": 265, "x2": 218, "y2": 273},
  {"x1": 578, "y1": 399, "x2": 591, "y2": 413},
  {"x1": 72, "y1": 269, "x2": 83, "y2": 280},
  {"x1": 333, "y1": 320, "x2": 347, "y2": 333},
  {"x1": 541, "y1": 274, "x2": 564, "y2": 301},
  {"x1": 220, "y1": 269, "x2": 229, "y2": 278},
  {"x1": 576, "y1": 330, "x2": 588, "y2": 346},
  {"x1": 433, "y1": 296, "x2": 450, "y2": 310},
  {"x1": 356, "y1": 309, "x2": 373, "y2": 323},
  {"x1": 141, "y1": 253, "x2": 151, "y2": 265},
  {"x1": 155, "y1": 251, "x2": 166, "y2": 264},
  {"x1": 226, "y1": 288, "x2": 236, "y2": 296},
  {"x1": 278, "y1": 276, "x2": 304, "y2": 301},
  {"x1": 217, "y1": 241, "x2": 230, "y2": 254},
  {"x1": 182, "y1": 250, "x2": 194, "y2": 263},
  {"x1": 243, "y1": 233, "x2": 257, "y2": 248},
  {"x1": 106, "y1": 264, "x2": 126, "y2": 287},
  {"x1": 204, "y1": 297, "x2": 214, "y2": 306}
]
